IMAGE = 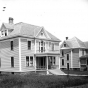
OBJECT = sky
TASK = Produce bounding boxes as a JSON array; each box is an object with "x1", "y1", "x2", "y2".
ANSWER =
[{"x1": 0, "y1": 0, "x2": 88, "y2": 42}]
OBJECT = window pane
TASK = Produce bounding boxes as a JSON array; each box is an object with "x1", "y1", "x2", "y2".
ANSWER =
[
  {"x1": 0, "y1": 58, "x2": 1, "y2": 67},
  {"x1": 28, "y1": 41, "x2": 31, "y2": 50},
  {"x1": 30, "y1": 56, "x2": 33, "y2": 66},
  {"x1": 62, "y1": 59, "x2": 64, "y2": 66},
  {"x1": 67, "y1": 54, "x2": 69, "y2": 60},
  {"x1": 62, "y1": 51, "x2": 64, "y2": 56},
  {"x1": 64, "y1": 44, "x2": 66, "y2": 47},
  {"x1": 26, "y1": 56, "x2": 29, "y2": 67},
  {"x1": 11, "y1": 41, "x2": 13, "y2": 50},
  {"x1": 41, "y1": 41, "x2": 43, "y2": 46},
  {"x1": 52, "y1": 43, "x2": 54, "y2": 51},
  {"x1": 54, "y1": 57, "x2": 55, "y2": 65},
  {"x1": 41, "y1": 47, "x2": 43, "y2": 52},
  {"x1": 11, "y1": 57, "x2": 14, "y2": 67},
  {"x1": 39, "y1": 42, "x2": 40, "y2": 52}
]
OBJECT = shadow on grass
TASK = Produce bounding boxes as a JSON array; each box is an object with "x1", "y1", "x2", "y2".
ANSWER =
[{"x1": 0, "y1": 73, "x2": 88, "y2": 88}]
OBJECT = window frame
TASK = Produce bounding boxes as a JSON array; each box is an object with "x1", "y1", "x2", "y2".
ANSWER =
[
  {"x1": 62, "y1": 59, "x2": 64, "y2": 66},
  {"x1": 30, "y1": 56, "x2": 33, "y2": 66},
  {"x1": 0, "y1": 58, "x2": 1, "y2": 67},
  {"x1": 11, "y1": 41, "x2": 13, "y2": 51},
  {"x1": 67, "y1": 54, "x2": 69, "y2": 61},
  {"x1": 64, "y1": 43, "x2": 66, "y2": 47},
  {"x1": 52, "y1": 43, "x2": 54, "y2": 51},
  {"x1": 26, "y1": 56, "x2": 29, "y2": 67},
  {"x1": 39, "y1": 40, "x2": 45, "y2": 52},
  {"x1": 11, "y1": 57, "x2": 14, "y2": 67},
  {"x1": 28, "y1": 41, "x2": 31, "y2": 50},
  {"x1": 62, "y1": 50, "x2": 64, "y2": 56}
]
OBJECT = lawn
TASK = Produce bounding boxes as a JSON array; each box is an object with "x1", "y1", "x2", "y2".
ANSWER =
[
  {"x1": 61, "y1": 69, "x2": 88, "y2": 75},
  {"x1": 0, "y1": 73, "x2": 88, "y2": 88}
]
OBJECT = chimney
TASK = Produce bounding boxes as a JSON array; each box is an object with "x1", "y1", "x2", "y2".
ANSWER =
[
  {"x1": 9, "y1": 17, "x2": 14, "y2": 24},
  {"x1": 66, "y1": 37, "x2": 68, "y2": 40}
]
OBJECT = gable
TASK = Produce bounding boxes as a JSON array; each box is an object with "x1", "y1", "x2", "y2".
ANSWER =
[
  {"x1": 60, "y1": 41, "x2": 70, "y2": 48},
  {"x1": 36, "y1": 28, "x2": 50, "y2": 39},
  {"x1": 0, "y1": 24, "x2": 6, "y2": 31}
]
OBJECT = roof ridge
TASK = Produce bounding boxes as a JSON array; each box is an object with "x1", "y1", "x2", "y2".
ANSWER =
[{"x1": 74, "y1": 37, "x2": 81, "y2": 48}]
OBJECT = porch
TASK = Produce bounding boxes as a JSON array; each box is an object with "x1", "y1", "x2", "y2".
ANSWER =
[
  {"x1": 34, "y1": 53, "x2": 60, "y2": 73},
  {"x1": 79, "y1": 55, "x2": 88, "y2": 71}
]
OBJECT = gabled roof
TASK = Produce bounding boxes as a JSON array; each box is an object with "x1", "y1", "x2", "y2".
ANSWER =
[
  {"x1": 0, "y1": 23, "x2": 14, "y2": 30},
  {"x1": 0, "y1": 22, "x2": 61, "y2": 42},
  {"x1": 60, "y1": 37, "x2": 86, "y2": 49}
]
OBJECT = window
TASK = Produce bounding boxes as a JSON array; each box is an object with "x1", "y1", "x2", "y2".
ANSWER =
[
  {"x1": 5, "y1": 30, "x2": 7, "y2": 36},
  {"x1": 30, "y1": 56, "x2": 33, "y2": 66},
  {"x1": 44, "y1": 42, "x2": 45, "y2": 51},
  {"x1": 26, "y1": 56, "x2": 29, "y2": 67},
  {"x1": 41, "y1": 32, "x2": 43, "y2": 36},
  {"x1": 39, "y1": 42, "x2": 40, "y2": 52},
  {"x1": 2, "y1": 31, "x2": 4, "y2": 35},
  {"x1": 62, "y1": 50, "x2": 64, "y2": 56},
  {"x1": 53, "y1": 57, "x2": 56, "y2": 65},
  {"x1": 0, "y1": 58, "x2": 1, "y2": 67},
  {"x1": 52, "y1": 43, "x2": 54, "y2": 51},
  {"x1": 28, "y1": 41, "x2": 31, "y2": 50},
  {"x1": 62, "y1": 59, "x2": 64, "y2": 66},
  {"x1": 11, "y1": 41, "x2": 13, "y2": 50},
  {"x1": 11, "y1": 57, "x2": 14, "y2": 67},
  {"x1": 82, "y1": 50, "x2": 84, "y2": 55},
  {"x1": 64, "y1": 44, "x2": 66, "y2": 47},
  {"x1": 67, "y1": 54, "x2": 69, "y2": 60},
  {"x1": 39, "y1": 41, "x2": 45, "y2": 52}
]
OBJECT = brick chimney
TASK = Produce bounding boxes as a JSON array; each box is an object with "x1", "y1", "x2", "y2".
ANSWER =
[
  {"x1": 9, "y1": 17, "x2": 14, "y2": 24},
  {"x1": 66, "y1": 37, "x2": 68, "y2": 40}
]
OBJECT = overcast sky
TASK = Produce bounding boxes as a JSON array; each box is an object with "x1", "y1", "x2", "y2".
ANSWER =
[{"x1": 0, "y1": 0, "x2": 88, "y2": 42}]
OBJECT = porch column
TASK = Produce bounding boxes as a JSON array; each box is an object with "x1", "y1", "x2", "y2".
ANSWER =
[
  {"x1": 79, "y1": 49, "x2": 81, "y2": 68},
  {"x1": 34, "y1": 55, "x2": 36, "y2": 72},
  {"x1": 59, "y1": 56, "x2": 60, "y2": 69},
  {"x1": 46, "y1": 56, "x2": 49, "y2": 74},
  {"x1": 35, "y1": 39, "x2": 36, "y2": 53}
]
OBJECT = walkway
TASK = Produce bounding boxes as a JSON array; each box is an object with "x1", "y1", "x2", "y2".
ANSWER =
[{"x1": 49, "y1": 68, "x2": 66, "y2": 75}]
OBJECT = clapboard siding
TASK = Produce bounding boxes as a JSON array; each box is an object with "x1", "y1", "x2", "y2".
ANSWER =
[
  {"x1": 0, "y1": 38, "x2": 19, "y2": 72},
  {"x1": 55, "y1": 56, "x2": 59, "y2": 66},
  {"x1": 72, "y1": 49, "x2": 80, "y2": 68},
  {"x1": 60, "y1": 49, "x2": 71, "y2": 68},
  {"x1": 21, "y1": 38, "x2": 35, "y2": 71}
]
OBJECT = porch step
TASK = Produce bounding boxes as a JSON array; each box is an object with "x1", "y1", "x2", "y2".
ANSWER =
[{"x1": 49, "y1": 68, "x2": 66, "y2": 75}]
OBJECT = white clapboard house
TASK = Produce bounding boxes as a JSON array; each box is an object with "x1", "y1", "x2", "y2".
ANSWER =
[
  {"x1": 60, "y1": 37, "x2": 88, "y2": 71},
  {"x1": 0, "y1": 17, "x2": 61, "y2": 74}
]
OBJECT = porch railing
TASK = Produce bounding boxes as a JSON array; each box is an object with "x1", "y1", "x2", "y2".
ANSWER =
[
  {"x1": 36, "y1": 65, "x2": 59, "y2": 70},
  {"x1": 36, "y1": 50, "x2": 60, "y2": 53},
  {"x1": 36, "y1": 66, "x2": 47, "y2": 70}
]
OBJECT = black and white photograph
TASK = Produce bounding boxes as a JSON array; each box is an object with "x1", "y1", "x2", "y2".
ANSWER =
[{"x1": 0, "y1": 0, "x2": 88, "y2": 88}]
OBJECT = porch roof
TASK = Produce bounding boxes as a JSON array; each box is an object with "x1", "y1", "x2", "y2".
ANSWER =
[
  {"x1": 34, "y1": 53, "x2": 60, "y2": 57},
  {"x1": 80, "y1": 55, "x2": 88, "y2": 59}
]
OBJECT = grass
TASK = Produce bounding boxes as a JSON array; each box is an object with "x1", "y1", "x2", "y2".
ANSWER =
[
  {"x1": 0, "y1": 73, "x2": 88, "y2": 88},
  {"x1": 61, "y1": 69, "x2": 88, "y2": 75}
]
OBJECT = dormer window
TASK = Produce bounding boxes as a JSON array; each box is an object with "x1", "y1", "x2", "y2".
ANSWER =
[
  {"x1": 2, "y1": 31, "x2": 4, "y2": 35},
  {"x1": 64, "y1": 44, "x2": 66, "y2": 47},
  {"x1": 5, "y1": 30, "x2": 7, "y2": 36}
]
